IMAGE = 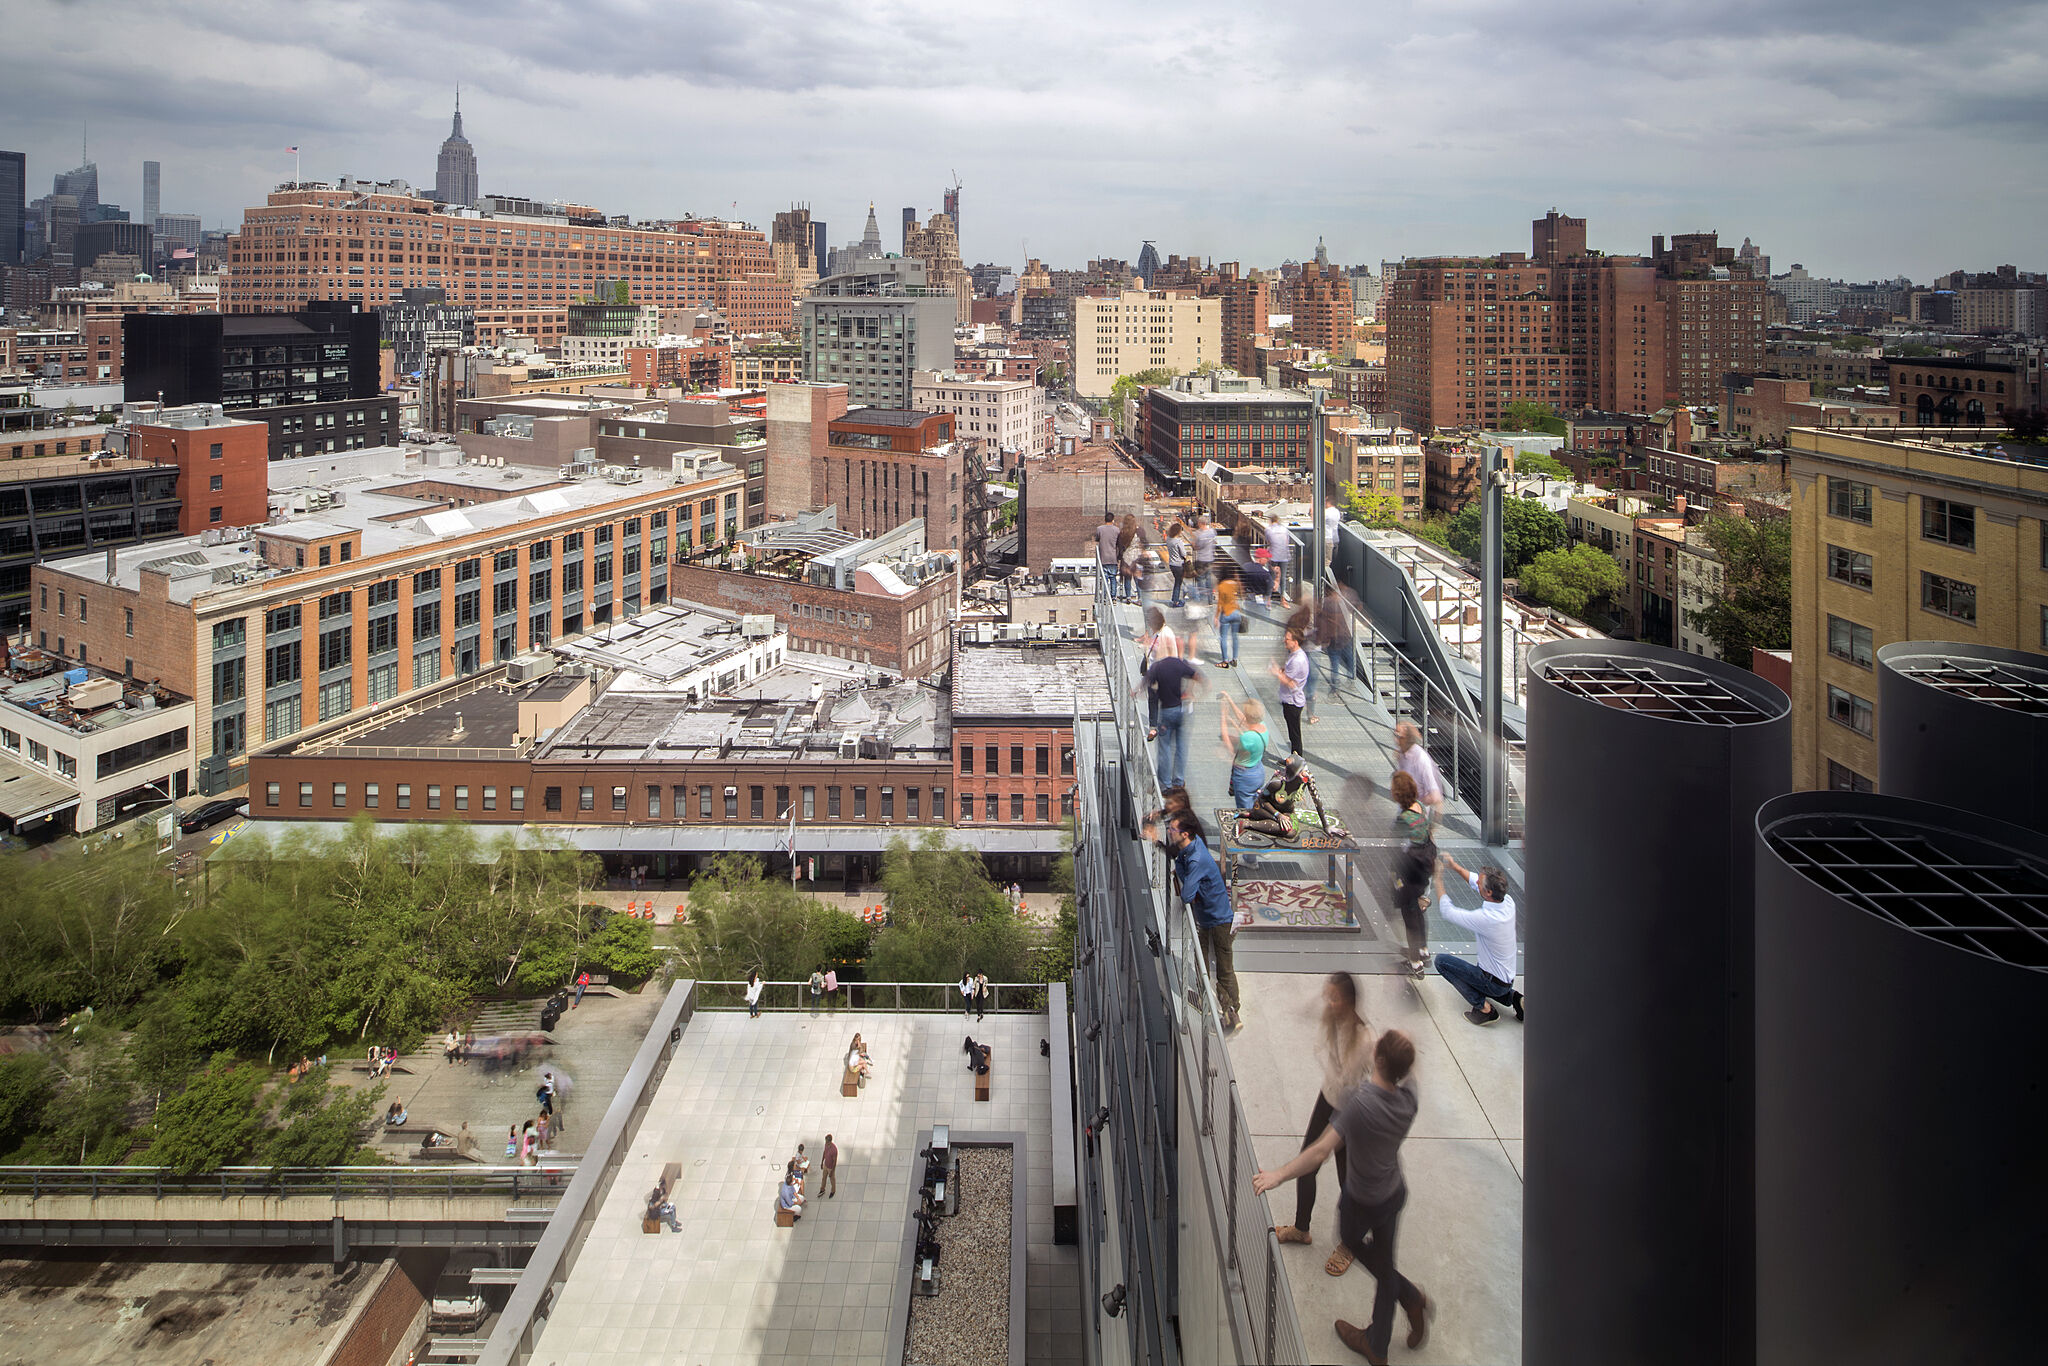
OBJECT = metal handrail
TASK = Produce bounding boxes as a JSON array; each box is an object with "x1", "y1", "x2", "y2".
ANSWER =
[
  {"x1": 692, "y1": 980, "x2": 1047, "y2": 1013},
  {"x1": 0, "y1": 1164, "x2": 574, "y2": 1201}
]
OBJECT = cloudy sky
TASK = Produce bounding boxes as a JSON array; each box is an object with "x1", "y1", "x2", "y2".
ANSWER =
[{"x1": 8, "y1": 0, "x2": 2045, "y2": 281}]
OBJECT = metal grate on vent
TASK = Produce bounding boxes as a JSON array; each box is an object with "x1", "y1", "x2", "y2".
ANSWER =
[
  {"x1": 1892, "y1": 656, "x2": 2048, "y2": 716},
  {"x1": 1768, "y1": 816, "x2": 2048, "y2": 970},
  {"x1": 1539, "y1": 660, "x2": 1773, "y2": 726}
]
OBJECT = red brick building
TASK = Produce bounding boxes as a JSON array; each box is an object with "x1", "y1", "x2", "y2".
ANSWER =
[
  {"x1": 124, "y1": 407, "x2": 270, "y2": 532},
  {"x1": 815, "y1": 409, "x2": 979, "y2": 561},
  {"x1": 949, "y1": 631, "x2": 1111, "y2": 846},
  {"x1": 1290, "y1": 263, "x2": 1356, "y2": 354},
  {"x1": 624, "y1": 339, "x2": 732, "y2": 390}
]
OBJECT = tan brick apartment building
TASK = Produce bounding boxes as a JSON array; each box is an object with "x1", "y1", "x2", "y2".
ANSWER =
[
  {"x1": 29, "y1": 454, "x2": 745, "y2": 785},
  {"x1": 1073, "y1": 290, "x2": 1220, "y2": 398},
  {"x1": 1387, "y1": 213, "x2": 1764, "y2": 431},
  {"x1": 222, "y1": 183, "x2": 786, "y2": 346},
  {"x1": 1787, "y1": 425, "x2": 2048, "y2": 791},
  {"x1": 1890, "y1": 352, "x2": 2044, "y2": 428}
]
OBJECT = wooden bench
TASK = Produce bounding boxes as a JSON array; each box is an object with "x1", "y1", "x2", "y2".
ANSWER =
[
  {"x1": 774, "y1": 1199, "x2": 796, "y2": 1227},
  {"x1": 841, "y1": 1034, "x2": 868, "y2": 1097},
  {"x1": 641, "y1": 1161, "x2": 684, "y2": 1232},
  {"x1": 975, "y1": 1044, "x2": 994, "y2": 1102}
]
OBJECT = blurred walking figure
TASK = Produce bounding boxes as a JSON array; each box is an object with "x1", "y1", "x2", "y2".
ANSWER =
[
  {"x1": 1091, "y1": 512, "x2": 1121, "y2": 598},
  {"x1": 1271, "y1": 629, "x2": 1312, "y2": 756},
  {"x1": 1389, "y1": 772, "x2": 1439, "y2": 978},
  {"x1": 1393, "y1": 723, "x2": 1446, "y2": 831},
  {"x1": 1254, "y1": 1030, "x2": 1433, "y2": 1363},
  {"x1": 1220, "y1": 695, "x2": 1269, "y2": 810},
  {"x1": 1214, "y1": 561, "x2": 1246, "y2": 667},
  {"x1": 1139, "y1": 606, "x2": 1187, "y2": 740},
  {"x1": 1191, "y1": 512, "x2": 1219, "y2": 603},
  {"x1": 1165, "y1": 520, "x2": 1192, "y2": 607},
  {"x1": 1116, "y1": 514, "x2": 1147, "y2": 602},
  {"x1": 1317, "y1": 586, "x2": 1360, "y2": 699},
  {"x1": 1270, "y1": 973, "x2": 1374, "y2": 1274},
  {"x1": 1136, "y1": 643, "x2": 1202, "y2": 792},
  {"x1": 1264, "y1": 513, "x2": 1296, "y2": 605}
]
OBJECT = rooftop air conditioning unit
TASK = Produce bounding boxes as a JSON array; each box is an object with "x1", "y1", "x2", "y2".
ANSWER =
[{"x1": 838, "y1": 736, "x2": 859, "y2": 760}]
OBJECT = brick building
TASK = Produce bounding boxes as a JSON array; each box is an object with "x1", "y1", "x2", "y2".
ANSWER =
[
  {"x1": 1206, "y1": 265, "x2": 1271, "y2": 376},
  {"x1": 814, "y1": 408, "x2": 985, "y2": 571},
  {"x1": 1290, "y1": 263, "x2": 1356, "y2": 354},
  {"x1": 622, "y1": 339, "x2": 733, "y2": 391},
  {"x1": 2, "y1": 324, "x2": 121, "y2": 383},
  {"x1": 659, "y1": 558, "x2": 956, "y2": 677},
  {"x1": 912, "y1": 369, "x2": 1042, "y2": 458},
  {"x1": 764, "y1": 381, "x2": 847, "y2": 516},
  {"x1": 222, "y1": 181, "x2": 783, "y2": 345},
  {"x1": 732, "y1": 342, "x2": 804, "y2": 390},
  {"x1": 1890, "y1": 350, "x2": 2044, "y2": 428},
  {"x1": 1723, "y1": 375, "x2": 1897, "y2": 446},
  {"x1": 120, "y1": 403, "x2": 271, "y2": 532},
  {"x1": 1140, "y1": 371, "x2": 1314, "y2": 484},
  {"x1": 28, "y1": 451, "x2": 744, "y2": 788},
  {"x1": 949, "y1": 628, "x2": 1111, "y2": 855},
  {"x1": 1016, "y1": 441, "x2": 1147, "y2": 574}
]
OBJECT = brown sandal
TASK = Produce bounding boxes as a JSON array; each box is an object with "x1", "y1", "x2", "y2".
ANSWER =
[
  {"x1": 1273, "y1": 1225, "x2": 1311, "y2": 1246},
  {"x1": 1324, "y1": 1245, "x2": 1354, "y2": 1276}
]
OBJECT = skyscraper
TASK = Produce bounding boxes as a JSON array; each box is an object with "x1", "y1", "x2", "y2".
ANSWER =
[
  {"x1": 0, "y1": 150, "x2": 24, "y2": 266},
  {"x1": 53, "y1": 159, "x2": 98, "y2": 218},
  {"x1": 943, "y1": 184, "x2": 959, "y2": 236},
  {"x1": 142, "y1": 160, "x2": 160, "y2": 228},
  {"x1": 434, "y1": 91, "x2": 478, "y2": 207},
  {"x1": 1136, "y1": 242, "x2": 1160, "y2": 288},
  {"x1": 901, "y1": 206, "x2": 916, "y2": 251}
]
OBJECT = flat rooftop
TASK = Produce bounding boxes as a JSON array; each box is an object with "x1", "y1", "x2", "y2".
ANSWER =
[
  {"x1": 553, "y1": 601, "x2": 775, "y2": 686},
  {"x1": 529, "y1": 1009, "x2": 1076, "y2": 1366},
  {"x1": 0, "y1": 651, "x2": 190, "y2": 737},
  {"x1": 537, "y1": 676, "x2": 949, "y2": 763},
  {"x1": 951, "y1": 639, "x2": 1112, "y2": 720}
]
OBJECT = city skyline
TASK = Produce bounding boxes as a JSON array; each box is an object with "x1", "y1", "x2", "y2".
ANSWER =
[{"x1": 3, "y1": 0, "x2": 2045, "y2": 281}]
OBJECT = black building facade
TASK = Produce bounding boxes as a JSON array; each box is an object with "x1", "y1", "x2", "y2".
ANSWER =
[
  {"x1": 72, "y1": 219, "x2": 152, "y2": 272},
  {"x1": 123, "y1": 303, "x2": 398, "y2": 460},
  {"x1": 0, "y1": 463, "x2": 182, "y2": 630},
  {"x1": 375, "y1": 287, "x2": 476, "y2": 378}
]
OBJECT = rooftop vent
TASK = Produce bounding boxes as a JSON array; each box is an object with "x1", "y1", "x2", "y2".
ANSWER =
[
  {"x1": 1535, "y1": 656, "x2": 1775, "y2": 726},
  {"x1": 1885, "y1": 651, "x2": 2048, "y2": 716}
]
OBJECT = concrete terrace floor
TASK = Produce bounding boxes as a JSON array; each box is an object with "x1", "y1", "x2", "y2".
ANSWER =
[{"x1": 528, "y1": 1008, "x2": 1078, "y2": 1366}]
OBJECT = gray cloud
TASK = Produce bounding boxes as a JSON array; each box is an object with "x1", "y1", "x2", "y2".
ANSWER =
[{"x1": 3, "y1": 0, "x2": 2042, "y2": 280}]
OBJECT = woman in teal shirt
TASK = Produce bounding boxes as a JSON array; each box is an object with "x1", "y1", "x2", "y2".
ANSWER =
[{"x1": 1221, "y1": 694, "x2": 1269, "y2": 809}]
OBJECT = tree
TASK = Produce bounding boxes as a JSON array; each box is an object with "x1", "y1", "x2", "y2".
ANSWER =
[
  {"x1": 1686, "y1": 515, "x2": 1792, "y2": 661},
  {"x1": 141, "y1": 1054, "x2": 267, "y2": 1174},
  {"x1": 1510, "y1": 449, "x2": 1570, "y2": 480},
  {"x1": 1501, "y1": 400, "x2": 1556, "y2": 433},
  {"x1": 260, "y1": 1068, "x2": 382, "y2": 1169},
  {"x1": 1519, "y1": 543, "x2": 1625, "y2": 618},
  {"x1": 868, "y1": 833, "x2": 1029, "y2": 983},
  {"x1": 1340, "y1": 481, "x2": 1401, "y2": 529},
  {"x1": 1105, "y1": 368, "x2": 1175, "y2": 434},
  {"x1": 0, "y1": 1055, "x2": 57, "y2": 1158},
  {"x1": 609, "y1": 280, "x2": 631, "y2": 306},
  {"x1": 1446, "y1": 497, "x2": 1565, "y2": 574},
  {"x1": 583, "y1": 913, "x2": 659, "y2": 982},
  {"x1": 678, "y1": 854, "x2": 865, "y2": 982}
]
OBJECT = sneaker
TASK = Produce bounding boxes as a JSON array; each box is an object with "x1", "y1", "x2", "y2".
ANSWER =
[
  {"x1": 1464, "y1": 1006, "x2": 1499, "y2": 1026},
  {"x1": 1511, "y1": 990, "x2": 1525, "y2": 1021}
]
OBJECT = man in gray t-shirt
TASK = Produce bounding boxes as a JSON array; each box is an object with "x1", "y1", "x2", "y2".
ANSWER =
[{"x1": 1255, "y1": 1030, "x2": 1432, "y2": 1362}]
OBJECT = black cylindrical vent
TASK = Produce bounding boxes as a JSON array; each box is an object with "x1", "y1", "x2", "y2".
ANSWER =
[
  {"x1": 1523, "y1": 641, "x2": 1789, "y2": 1366},
  {"x1": 1877, "y1": 640, "x2": 2048, "y2": 834},
  {"x1": 1754, "y1": 792, "x2": 2048, "y2": 1365}
]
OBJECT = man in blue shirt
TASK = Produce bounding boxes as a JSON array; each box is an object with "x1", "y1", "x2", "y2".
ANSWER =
[{"x1": 1169, "y1": 812, "x2": 1242, "y2": 1031}]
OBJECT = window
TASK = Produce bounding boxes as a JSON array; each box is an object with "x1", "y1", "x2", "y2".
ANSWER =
[
  {"x1": 905, "y1": 787, "x2": 919, "y2": 819},
  {"x1": 880, "y1": 788, "x2": 894, "y2": 818},
  {"x1": 986, "y1": 793, "x2": 1001, "y2": 821},
  {"x1": 124, "y1": 607, "x2": 134, "y2": 637},
  {"x1": 802, "y1": 786, "x2": 815, "y2": 819},
  {"x1": 319, "y1": 591, "x2": 351, "y2": 619},
  {"x1": 427, "y1": 785, "x2": 442, "y2": 810},
  {"x1": 961, "y1": 791, "x2": 975, "y2": 821},
  {"x1": 413, "y1": 598, "x2": 441, "y2": 637},
  {"x1": 213, "y1": 656, "x2": 246, "y2": 703},
  {"x1": 1921, "y1": 571, "x2": 1977, "y2": 624},
  {"x1": 367, "y1": 662, "x2": 398, "y2": 705},
  {"x1": 1010, "y1": 744, "x2": 1024, "y2": 775},
  {"x1": 1827, "y1": 684, "x2": 1874, "y2": 736},
  {"x1": 579, "y1": 786, "x2": 595, "y2": 811},
  {"x1": 647, "y1": 786, "x2": 660, "y2": 818},
  {"x1": 828, "y1": 786, "x2": 841, "y2": 817},
  {"x1": 212, "y1": 619, "x2": 246, "y2": 650},
  {"x1": 853, "y1": 786, "x2": 867, "y2": 818},
  {"x1": 544, "y1": 786, "x2": 562, "y2": 812},
  {"x1": 332, "y1": 782, "x2": 347, "y2": 809},
  {"x1": 1061, "y1": 790, "x2": 1074, "y2": 819},
  {"x1": 985, "y1": 744, "x2": 998, "y2": 773},
  {"x1": 724, "y1": 788, "x2": 737, "y2": 818},
  {"x1": 1827, "y1": 760, "x2": 1875, "y2": 794},
  {"x1": 1035, "y1": 745, "x2": 1049, "y2": 776},
  {"x1": 612, "y1": 786, "x2": 627, "y2": 812},
  {"x1": 1826, "y1": 478, "x2": 1872, "y2": 524},
  {"x1": 1827, "y1": 615, "x2": 1873, "y2": 667},
  {"x1": 413, "y1": 568, "x2": 441, "y2": 595},
  {"x1": 1061, "y1": 745, "x2": 1074, "y2": 776},
  {"x1": 266, "y1": 604, "x2": 301, "y2": 634},
  {"x1": 750, "y1": 786, "x2": 764, "y2": 819},
  {"x1": 413, "y1": 649, "x2": 441, "y2": 689},
  {"x1": 265, "y1": 782, "x2": 279, "y2": 807},
  {"x1": 933, "y1": 787, "x2": 945, "y2": 817},
  {"x1": 511, "y1": 787, "x2": 525, "y2": 811},
  {"x1": 318, "y1": 626, "x2": 351, "y2": 671},
  {"x1": 1920, "y1": 497, "x2": 1975, "y2": 550},
  {"x1": 700, "y1": 786, "x2": 713, "y2": 818},
  {"x1": 264, "y1": 694, "x2": 301, "y2": 740},
  {"x1": 1037, "y1": 793, "x2": 1051, "y2": 822},
  {"x1": 211, "y1": 712, "x2": 244, "y2": 758},
  {"x1": 1826, "y1": 545, "x2": 1872, "y2": 589},
  {"x1": 397, "y1": 782, "x2": 412, "y2": 810},
  {"x1": 959, "y1": 744, "x2": 973, "y2": 774},
  {"x1": 453, "y1": 785, "x2": 468, "y2": 812},
  {"x1": 1011, "y1": 793, "x2": 1025, "y2": 822},
  {"x1": 298, "y1": 782, "x2": 313, "y2": 809},
  {"x1": 265, "y1": 641, "x2": 301, "y2": 688},
  {"x1": 317, "y1": 678, "x2": 351, "y2": 721},
  {"x1": 482, "y1": 787, "x2": 496, "y2": 811},
  {"x1": 365, "y1": 783, "x2": 379, "y2": 809}
]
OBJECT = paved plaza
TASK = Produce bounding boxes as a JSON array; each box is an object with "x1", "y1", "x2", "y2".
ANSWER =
[{"x1": 529, "y1": 1008, "x2": 1078, "y2": 1366}]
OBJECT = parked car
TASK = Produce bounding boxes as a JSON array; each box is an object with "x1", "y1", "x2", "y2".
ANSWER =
[{"x1": 178, "y1": 799, "x2": 246, "y2": 834}]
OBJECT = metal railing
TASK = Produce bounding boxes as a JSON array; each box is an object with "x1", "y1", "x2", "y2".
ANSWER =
[
  {"x1": 0, "y1": 1164, "x2": 573, "y2": 1202},
  {"x1": 692, "y1": 979, "x2": 1047, "y2": 1014},
  {"x1": 1084, "y1": 570, "x2": 1312, "y2": 1363}
]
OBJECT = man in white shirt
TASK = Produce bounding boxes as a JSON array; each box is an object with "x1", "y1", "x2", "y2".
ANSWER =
[
  {"x1": 1433, "y1": 854, "x2": 1522, "y2": 1026},
  {"x1": 1191, "y1": 514, "x2": 1218, "y2": 603},
  {"x1": 1393, "y1": 722, "x2": 1446, "y2": 831}
]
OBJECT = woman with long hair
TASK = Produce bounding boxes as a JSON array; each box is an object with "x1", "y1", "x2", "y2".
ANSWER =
[
  {"x1": 1164, "y1": 520, "x2": 1192, "y2": 607},
  {"x1": 1115, "y1": 513, "x2": 1145, "y2": 602},
  {"x1": 1271, "y1": 972, "x2": 1374, "y2": 1273},
  {"x1": 1389, "y1": 771, "x2": 1439, "y2": 977},
  {"x1": 1140, "y1": 605, "x2": 1185, "y2": 741},
  {"x1": 1213, "y1": 559, "x2": 1244, "y2": 667},
  {"x1": 1220, "y1": 694, "x2": 1268, "y2": 810},
  {"x1": 744, "y1": 969, "x2": 764, "y2": 1018}
]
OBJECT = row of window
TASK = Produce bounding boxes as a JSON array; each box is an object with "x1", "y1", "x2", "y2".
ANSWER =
[
  {"x1": 271, "y1": 780, "x2": 525, "y2": 812},
  {"x1": 959, "y1": 744, "x2": 1073, "y2": 777},
  {"x1": 1828, "y1": 478, "x2": 1979, "y2": 552}
]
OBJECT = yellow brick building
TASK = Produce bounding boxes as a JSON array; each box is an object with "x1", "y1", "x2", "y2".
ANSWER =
[{"x1": 1787, "y1": 426, "x2": 2048, "y2": 790}]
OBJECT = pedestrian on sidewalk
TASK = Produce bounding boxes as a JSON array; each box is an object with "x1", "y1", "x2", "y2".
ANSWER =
[
  {"x1": 1265, "y1": 514, "x2": 1295, "y2": 606},
  {"x1": 1271, "y1": 628, "x2": 1311, "y2": 756},
  {"x1": 1317, "y1": 586, "x2": 1359, "y2": 700},
  {"x1": 1165, "y1": 520, "x2": 1192, "y2": 606},
  {"x1": 822, "y1": 966, "x2": 838, "y2": 1012},
  {"x1": 1139, "y1": 606, "x2": 1186, "y2": 740},
  {"x1": 745, "y1": 969, "x2": 764, "y2": 1018},
  {"x1": 1254, "y1": 1030, "x2": 1433, "y2": 1364},
  {"x1": 1219, "y1": 695, "x2": 1269, "y2": 811},
  {"x1": 1393, "y1": 722, "x2": 1446, "y2": 832},
  {"x1": 1168, "y1": 811, "x2": 1241, "y2": 1031},
  {"x1": 974, "y1": 971, "x2": 990, "y2": 1021},
  {"x1": 1136, "y1": 645, "x2": 1202, "y2": 792},
  {"x1": 1287, "y1": 600, "x2": 1319, "y2": 723},
  {"x1": 1389, "y1": 772, "x2": 1439, "y2": 978},
  {"x1": 1271, "y1": 973, "x2": 1375, "y2": 1273},
  {"x1": 1214, "y1": 562, "x2": 1245, "y2": 667},
  {"x1": 1191, "y1": 512, "x2": 1218, "y2": 604},
  {"x1": 807, "y1": 968, "x2": 825, "y2": 1016},
  {"x1": 820, "y1": 1134, "x2": 838, "y2": 1198},
  {"x1": 1435, "y1": 854, "x2": 1523, "y2": 1025},
  {"x1": 1116, "y1": 514, "x2": 1147, "y2": 602},
  {"x1": 959, "y1": 971, "x2": 976, "y2": 1017},
  {"x1": 1091, "y1": 513, "x2": 1121, "y2": 599}
]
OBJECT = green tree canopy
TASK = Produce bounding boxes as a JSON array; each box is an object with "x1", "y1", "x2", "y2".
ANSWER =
[
  {"x1": 1685, "y1": 515, "x2": 1792, "y2": 661},
  {"x1": 869, "y1": 833, "x2": 1029, "y2": 982},
  {"x1": 1446, "y1": 497, "x2": 1565, "y2": 574},
  {"x1": 1341, "y1": 482, "x2": 1402, "y2": 529},
  {"x1": 677, "y1": 854, "x2": 870, "y2": 982},
  {"x1": 1519, "y1": 543, "x2": 1626, "y2": 618},
  {"x1": 141, "y1": 1054, "x2": 269, "y2": 1174},
  {"x1": 1104, "y1": 369, "x2": 1176, "y2": 432},
  {"x1": 1510, "y1": 449, "x2": 1570, "y2": 480},
  {"x1": 1501, "y1": 400, "x2": 1557, "y2": 433}
]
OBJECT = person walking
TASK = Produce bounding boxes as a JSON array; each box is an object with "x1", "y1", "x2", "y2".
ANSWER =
[
  {"x1": 1139, "y1": 606, "x2": 1185, "y2": 740},
  {"x1": 1435, "y1": 854, "x2": 1523, "y2": 1025},
  {"x1": 1191, "y1": 512, "x2": 1219, "y2": 604},
  {"x1": 974, "y1": 971, "x2": 990, "y2": 1021},
  {"x1": 1271, "y1": 973, "x2": 1375, "y2": 1273},
  {"x1": 744, "y1": 969, "x2": 764, "y2": 1018},
  {"x1": 820, "y1": 1134, "x2": 838, "y2": 1198},
  {"x1": 1136, "y1": 647, "x2": 1202, "y2": 792},
  {"x1": 1214, "y1": 561, "x2": 1245, "y2": 668},
  {"x1": 1091, "y1": 513, "x2": 1122, "y2": 598},
  {"x1": 1254, "y1": 1030, "x2": 1432, "y2": 1364},
  {"x1": 1116, "y1": 514, "x2": 1147, "y2": 602},
  {"x1": 1220, "y1": 694, "x2": 1270, "y2": 811},
  {"x1": 959, "y1": 971, "x2": 976, "y2": 1017},
  {"x1": 1265, "y1": 513, "x2": 1296, "y2": 606},
  {"x1": 807, "y1": 967, "x2": 825, "y2": 1016},
  {"x1": 1271, "y1": 628, "x2": 1311, "y2": 756},
  {"x1": 1317, "y1": 587, "x2": 1358, "y2": 701},
  {"x1": 822, "y1": 966, "x2": 838, "y2": 1012},
  {"x1": 1389, "y1": 772, "x2": 1439, "y2": 978},
  {"x1": 1393, "y1": 722, "x2": 1446, "y2": 831},
  {"x1": 1168, "y1": 812, "x2": 1241, "y2": 1031},
  {"x1": 1165, "y1": 520, "x2": 1192, "y2": 607}
]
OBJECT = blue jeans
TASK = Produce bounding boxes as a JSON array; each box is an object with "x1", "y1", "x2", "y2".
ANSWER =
[
  {"x1": 1323, "y1": 638, "x2": 1355, "y2": 694},
  {"x1": 1437, "y1": 953, "x2": 1516, "y2": 1010},
  {"x1": 1229, "y1": 763, "x2": 1262, "y2": 809},
  {"x1": 1218, "y1": 611, "x2": 1242, "y2": 663},
  {"x1": 1155, "y1": 704, "x2": 1189, "y2": 790}
]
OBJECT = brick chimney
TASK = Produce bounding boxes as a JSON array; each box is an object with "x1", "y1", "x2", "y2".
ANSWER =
[{"x1": 1671, "y1": 407, "x2": 1693, "y2": 453}]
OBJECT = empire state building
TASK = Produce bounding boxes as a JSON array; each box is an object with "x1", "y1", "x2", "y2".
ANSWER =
[{"x1": 434, "y1": 92, "x2": 478, "y2": 207}]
